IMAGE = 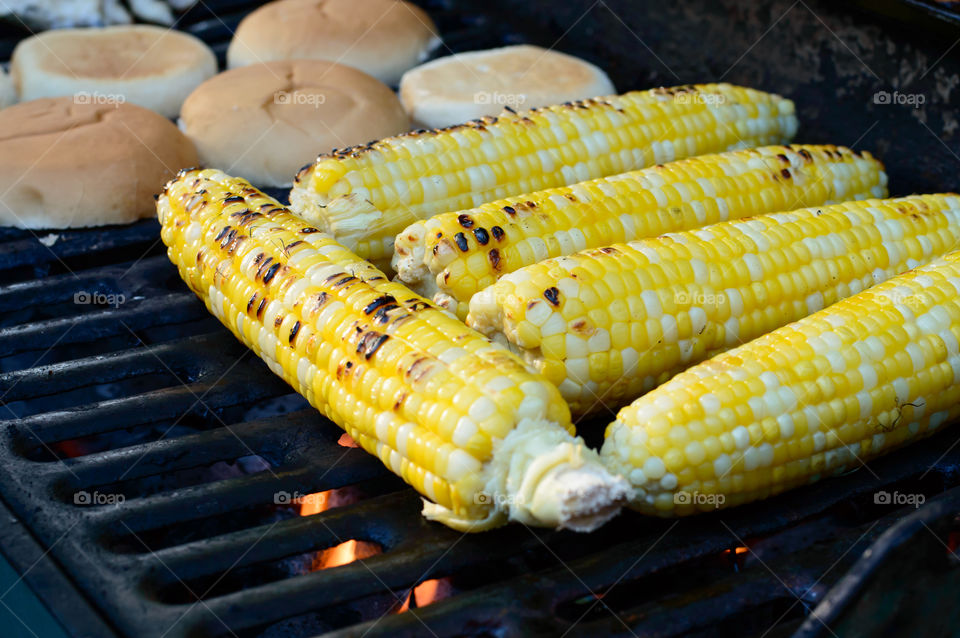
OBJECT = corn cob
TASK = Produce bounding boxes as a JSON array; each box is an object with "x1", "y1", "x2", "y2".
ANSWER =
[
  {"x1": 468, "y1": 194, "x2": 960, "y2": 415},
  {"x1": 396, "y1": 144, "x2": 887, "y2": 319},
  {"x1": 291, "y1": 83, "x2": 798, "y2": 268},
  {"x1": 602, "y1": 249, "x2": 960, "y2": 515},
  {"x1": 158, "y1": 168, "x2": 629, "y2": 532}
]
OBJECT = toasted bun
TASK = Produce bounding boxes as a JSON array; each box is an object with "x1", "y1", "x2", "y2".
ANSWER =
[
  {"x1": 11, "y1": 25, "x2": 217, "y2": 118},
  {"x1": 227, "y1": 0, "x2": 439, "y2": 86},
  {"x1": 0, "y1": 67, "x2": 15, "y2": 108},
  {"x1": 0, "y1": 98, "x2": 198, "y2": 228},
  {"x1": 179, "y1": 60, "x2": 410, "y2": 188},
  {"x1": 399, "y1": 45, "x2": 616, "y2": 128}
]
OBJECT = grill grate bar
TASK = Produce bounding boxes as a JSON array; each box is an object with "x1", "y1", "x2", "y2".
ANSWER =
[
  {"x1": 6, "y1": 376, "x2": 280, "y2": 444},
  {"x1": 92, "y1": 457, "x2": 380, "y2": 532},
  {"x1": 0, "y1": 294, "x2": 208, "y2": 357},
  {"x1": 58, "y1": 409, "x2": 338, "y2": 485},
  {"x1": 0, "y1": 221, "x2": 162, "y2": 273}
]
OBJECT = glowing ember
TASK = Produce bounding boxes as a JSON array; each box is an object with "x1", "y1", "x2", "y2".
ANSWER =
[
  {"x1": 312, "y1": 539, "x2": 382, "y2": 570},
  {"x1": 396, "y1": 578, "x2": 454, "y2": 612},
  {"x1": 298, "y1": 486, "x2": 363, "y2": 517},
  {"x1": 295, "y1": 486, "x2": 377, "y2": 570}
]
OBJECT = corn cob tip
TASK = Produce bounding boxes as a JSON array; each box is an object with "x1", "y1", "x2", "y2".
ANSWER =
[{"x1": 423, "y1": 418, "x2": 631, "y2": 532}]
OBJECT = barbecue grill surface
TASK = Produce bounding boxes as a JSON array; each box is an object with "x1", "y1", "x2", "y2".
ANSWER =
[{"x1": 2, "y1": 1, "x2": 960, "y2": 637}]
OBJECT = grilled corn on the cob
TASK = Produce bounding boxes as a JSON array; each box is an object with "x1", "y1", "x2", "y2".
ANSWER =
[
  {"x1": 602, "y1": 250, "x2": 960, "y2": 515},
  {"x1": 396, "y1": 144, "x2": 887, "y2": 318},
  {"x1": 291, "y1": 83, "x2": 798, "y2": 268},
  {"x1": 158, "y1": 168, "x2": 629, "y2": 532},
  {"x1": 468, "y1": 195, "x2": 960, "y2": 415}
]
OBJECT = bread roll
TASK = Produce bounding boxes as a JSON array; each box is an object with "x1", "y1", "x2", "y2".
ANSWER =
[
  {"x1": 11, "y1": 25, "x2": 216, "y2": 118},
  {"x1": 227, "y1": 0, "x2": 439, "y2": 86},
  {"x1": 0, "y1": 98, "x2": 198, "y2": 228},
  {"x1": 179, "y1": 60, "x2": 411, "y2": 188},
  {"x1": 400, "y1": 45, "x2": 616, "y2": 128}
]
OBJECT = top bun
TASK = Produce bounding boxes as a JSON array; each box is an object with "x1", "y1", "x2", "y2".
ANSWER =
[
  {"x1": 0, "y1": 98, "x2": 198, "y2": 228},
  {"x1": 179, "y1": 60, "x2": 411, "y2": 188},
  {"x1": 399, "y1": 45, "x2": 616, "y2": 129},
  {"x1": 11, "y1": 25, "x2": 217, "y2": 118},
  {"x1": 227, "y1": 0, "x2": 439, "y2": 86}
]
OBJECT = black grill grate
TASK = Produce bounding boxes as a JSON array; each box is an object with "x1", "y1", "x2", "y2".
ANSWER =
[{"x1": 2, "y1": 1, "x2": 960, "y2": 637}]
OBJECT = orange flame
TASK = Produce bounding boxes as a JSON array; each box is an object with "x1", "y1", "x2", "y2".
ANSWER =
[
  {"x1": 396, "y1": 578, "x2": 454, "y2": 612},
  {"x1": 312, "y1": 539, "x2": 381, "y2": 570}
]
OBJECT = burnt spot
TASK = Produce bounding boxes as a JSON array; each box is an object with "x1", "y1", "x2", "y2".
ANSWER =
[
  {"x1": 473, "y1": 227, "x2": 490, "y2": 245},
  {"x1": 256, "y1": 256, "x2": 274, "y2": 279},
  {"x1": 259, "y1": 203, "x2": 275, "y2": 211},
  {"x1": 565, "y1": 194, "x2": 578, "y2": 202},
  {"x1": 262, "y1": 262, "x2": 282, "y2": 284},
  {"x1": 454, "y1": 232, "x2": 470, "y2": 252},
  {"x1": 186, "y1": 193, "x2": 205, "y2": 211},
  {"x1": 215, "y1": 226, "x2": 231, "y2": 242},
  {"x1": 543, "y1": 286, "x2": 560, "y2": 306},
  {"x1": 336, "y1": 359, "x2": 354, "y2": 380},
  {"x1": 488, "y1": 248, "x2": 502, "y2": 272},
  {"x1": 407, "y1": 300, "x2": 431, "y2": 312},
  {"x1": 219, "y1": 229, "x2": 239, "y2": 250},
  {"x1": 491, "y1": 226, "x2": 505, "y2": 241},
  {"x1": 571, "y1": 319, "x2": 593, "y2": 335},
  {"x1": 373, "y1": 304, "x2": 402, "y2": 324},
  {"x1": 435, "y1": 231, "x2": 442, "y2": 238},
  {"x1": 798, "y1": 148, "x2": 813, "y2": 161},
  {"x1": 443, "y1": 272, "x2": 450, "y2": 284},
  {"x1": 284, "y1": 240, "x2": 304, "y2": 253},
  {"x1": 223, "y1": 195, "x2": 245, "y2": 205},
  {"x1": 257, "y1": 298, "x2": 268, "y2": 319},
  {"x1": 776, "y1": 153, "x2": 790, "y2": 163},
  {"x1": 247, "y1": 293, "x2": 259, "y2": 314},
  {"x1": 300, "y1": 227, "x2": 320, "y2": 234},
  {"x1": 458, "y1": 214, "x2": 474, "y2": 228},
  {"x1": 253, "y1": 252, "x2": 266, "y2": 266},
  {"x1": 781, "y1": 168, "x2": 791, "y2": 179},
  {"x1": 357, "y1": 332, "x2": 389, "y2": 360},
  {"x1": 334, "y1": 276, "x2": 357, "y2": 287},
  {"x1": 234, "y1": 211, "x2": 263, "y2": 226},
  {"x1": 289, "y1": 321, "x2": 301, "y2": 344},
  {"x1": 364, "y1": 295, "x2": 397, "y2": 315},
  {"x1": 406, "y1": 357, "x2": 432, "y2": 382},
  {"x1": 311, "y1": 292, "x2": 329, "y2": 311},
  {"x1": 274, "y1": 315, "x2": 283, "y2": 328},
  {"x1": 599, "y1": 246, "x2": 618, "y2": 254},
  {"x1": 503, "y1": 205, "x2": 517, "y2": 216},
  {"x1": 393, "y1": 392, "x2": 409, "y2": 411}
]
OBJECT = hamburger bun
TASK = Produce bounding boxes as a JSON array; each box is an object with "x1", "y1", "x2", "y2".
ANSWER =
[
  {"x1": 11, "y1": 25, "x2": 217, "y2": 118},
  {"x1": 399, "y1": 45, "x2": 616, "y2": 128},
  {"x1": 179, "y1": 60, "x2": 411, "y2": 188},
  {"x1": 227, "y1": 0, "x2": 439, "y2": 86},
  {"x1": 0, "y1": 98, "x2": 198, "y2": 228}
]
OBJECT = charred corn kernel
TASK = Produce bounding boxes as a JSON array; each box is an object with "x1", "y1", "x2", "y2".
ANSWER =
[
  {"x1": 603, "y1": 250, "x2": 960, "y2": 515},
  {"x1": 292, "y1": 84, "x2": 798, "y2": 268},
  {"x1": 468, "y1": 194, "x2": 960, "y2": 415},
  {"x1": 395, "y1": 145, "x2": 886, "y2": 319},
  {"x1": 159, "y1": 169, "x2": 629, "y2": 533}
]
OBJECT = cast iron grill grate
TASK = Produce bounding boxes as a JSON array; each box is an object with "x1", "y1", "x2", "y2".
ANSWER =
[{"x1": 2, "y1": 1, "x2": 960, "y2": 637}]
